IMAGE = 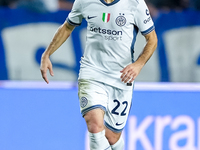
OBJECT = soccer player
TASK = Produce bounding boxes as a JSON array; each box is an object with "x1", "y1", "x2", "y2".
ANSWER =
[{"x1": 40, "y1": 0, "x2": 157, "y2": 149}]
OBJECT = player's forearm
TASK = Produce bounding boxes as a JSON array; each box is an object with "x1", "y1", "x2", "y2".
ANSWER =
[
  {"x1": 42, "y1": 21, "x2": 74, "y2": 58},
  {"x1": 135, "y1": 30, "x2": 157, "y2": 66}
]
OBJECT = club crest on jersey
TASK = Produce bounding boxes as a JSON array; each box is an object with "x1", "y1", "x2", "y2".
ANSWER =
[
  {"x1": 102, "y1": 13, "x2": 110, "y2": 23},
  {"x1": 115, "y1": 13, "x2": 126, "y2": 27},
  {"x1": 80, "y1": 97, "x2": 88, "y2": 108}
]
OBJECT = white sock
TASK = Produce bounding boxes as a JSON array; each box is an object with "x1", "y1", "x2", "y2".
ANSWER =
[
  {"x1": 111, "y1": 136, "x2": 124, "y2": 150},
  {"x1": 89, "y1": 130, "x2": 111, "y2": 150}
]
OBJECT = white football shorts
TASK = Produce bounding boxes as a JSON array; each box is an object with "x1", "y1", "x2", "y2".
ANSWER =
[{"x1": 78, "y1": 79, "x2": 133, "y2": 133}]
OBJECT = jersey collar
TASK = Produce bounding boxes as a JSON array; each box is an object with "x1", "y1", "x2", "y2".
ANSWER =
[{"x1": 99, "y1": 0, "x2": 120, "y2": 6}]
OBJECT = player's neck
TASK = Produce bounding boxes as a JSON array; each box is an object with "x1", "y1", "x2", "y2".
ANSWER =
[{"x1": 104, "y1": 0, "x2": 114, "y2": 4}]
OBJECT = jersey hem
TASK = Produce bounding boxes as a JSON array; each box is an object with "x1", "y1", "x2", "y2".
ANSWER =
[
  {"x1": 79, "y1": 64, "x2": 134, "y2": 90},
  {"x1": 79, "y1": 76, "x2": 134, "y2": 90}
]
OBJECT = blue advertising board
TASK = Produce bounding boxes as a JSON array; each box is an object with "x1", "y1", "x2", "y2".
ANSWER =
[{"x1": 0, "y1": 82, "x2": 200, "y2": 150}]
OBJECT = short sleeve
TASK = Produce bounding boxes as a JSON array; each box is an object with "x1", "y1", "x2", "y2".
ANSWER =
[
  {"x1": 134, "y1": 0, "x2": 155, "y2": 35},
  {"x1": 67, "y1": 0, "x2": 83, "y2": 26}
]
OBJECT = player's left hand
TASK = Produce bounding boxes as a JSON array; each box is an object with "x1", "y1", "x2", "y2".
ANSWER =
[{"x1": 120, "y1": 62, "x2": 143, "y2": 83}]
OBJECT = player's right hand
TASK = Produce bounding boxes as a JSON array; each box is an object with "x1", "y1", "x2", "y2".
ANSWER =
[{"x1": 40, "y1": 56, "x2": 54, "y2": 84}]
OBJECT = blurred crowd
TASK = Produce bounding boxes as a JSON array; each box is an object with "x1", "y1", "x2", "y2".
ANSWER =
[
  {"x1": 146, "y1": 0, "x2": 200, "y2": 19},
  {"x1": 0, "y1": 0, "x2": 199, "y2": 14},
  {"x1": 0, "y1": 0, "x2": 74, "y2": 12}
]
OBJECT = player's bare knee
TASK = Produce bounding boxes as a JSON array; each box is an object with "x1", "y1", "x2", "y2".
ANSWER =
[
  {"x1": 87, "y1": 122, "x2": 104, "y2": 133},
  {"x1": 85, "y1": 118, "x2": 104, "y2": 133},
  {"x1": 84, "y1": 108, "x2": 104, "y2": 133}
]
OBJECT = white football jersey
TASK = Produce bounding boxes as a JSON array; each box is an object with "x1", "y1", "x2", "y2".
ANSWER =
[{"x1": 67, "y1": 0, "x2": 155, "y2": 89}]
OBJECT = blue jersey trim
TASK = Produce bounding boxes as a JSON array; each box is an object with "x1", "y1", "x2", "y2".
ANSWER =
[
  {"x1": 130, "y1": 25, "x2": 139, "y2": 63},
  {"x1": 81, "y1": 105, "x2": 106, "y2": 116},
  {"x1": 99, "y1": 0, "x2": 120, "y2": 6},
  {"x1": 66, "y1": 17, "x2": 81, "y2": 26},
  {"x1": 141, "y1": 25, "x2": 155, "y2": 35},
  {"x1": 104, "y1": 121, "x2": 123, "y2": 133}
]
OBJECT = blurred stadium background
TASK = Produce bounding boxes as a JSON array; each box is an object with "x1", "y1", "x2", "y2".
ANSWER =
[{"x1": 0, "y1": 0, "x2": 200, "y2": 150}]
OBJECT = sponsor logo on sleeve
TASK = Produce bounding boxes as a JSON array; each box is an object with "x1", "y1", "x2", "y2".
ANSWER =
[
  {"x1": 146, "y1": 9, "x2": 150, "y2": 16},
  {"x1": 144, "y1": 9, "x2": 151, "y2": 24}
]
